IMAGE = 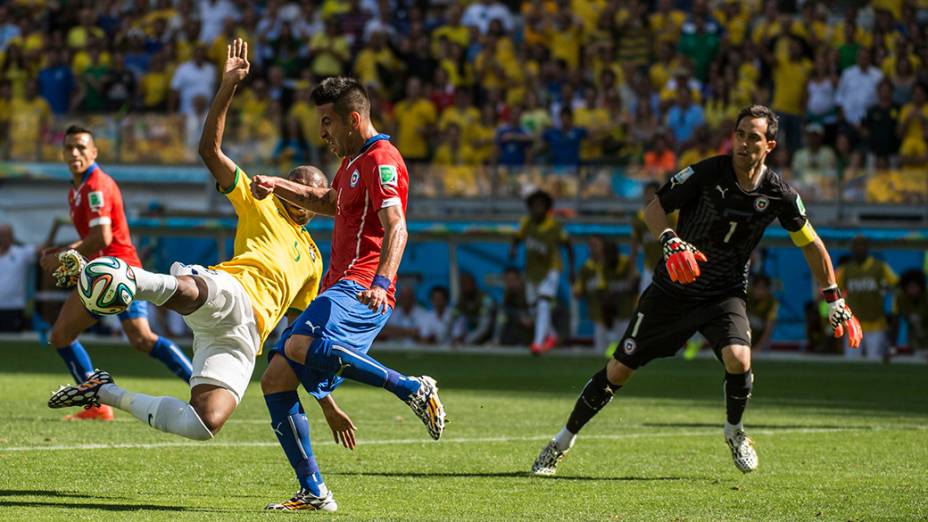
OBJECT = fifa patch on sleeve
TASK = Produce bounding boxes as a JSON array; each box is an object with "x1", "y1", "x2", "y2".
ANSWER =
[
  {"x1": 88, "y1": 191, "x2": 104, "y2": 211},
  {"x1": 669, "y1": 166, "x2": 694, "y2": 188},
  {"x1": 378, "y1": 165, "x2": 398, "y2": 186},
  {"x1": 795, "y1": 194, "x2": 807, "y2": 217}
]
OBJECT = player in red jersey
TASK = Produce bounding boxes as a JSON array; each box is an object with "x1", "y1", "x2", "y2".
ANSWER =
[
  {"x1": 38, "y1": 125, "x2": 192, "y2": 421},
  {"x1": 249, "y1": 77, "x2": 446, "y2": 512}
]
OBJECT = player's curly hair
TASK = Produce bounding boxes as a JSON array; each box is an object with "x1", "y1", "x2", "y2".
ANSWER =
[
  {"x1": 311, "y1": 77, "x2": 371, "y2": 120},
  {"x1": 735, "y1": 105, "x2": 779, "y2": 140},
  {"x1": 525, "y1": 189, "x2": 553, "y2": 212}
]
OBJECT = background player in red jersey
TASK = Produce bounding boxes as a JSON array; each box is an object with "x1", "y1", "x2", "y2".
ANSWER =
[
  {"x1": 249, "y1": 77, "x2": 446, "y2": 512},
  {"x1": 39, "y1": 125, "x2": 192, "y2": 421}
]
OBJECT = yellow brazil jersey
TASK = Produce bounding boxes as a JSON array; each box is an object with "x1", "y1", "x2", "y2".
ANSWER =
[
  {"x1": 836, "y1": 257, "x2": 897, "y2": 332},
  {"x1": 211, "y1": 167, "x2": 324, "y2": 351},
  {"x1": 517, "y1": 215, "x2": 568, "y2": 283},
  {"x1": 394, "y1": 98, "x2": 437, "y2": 159}
]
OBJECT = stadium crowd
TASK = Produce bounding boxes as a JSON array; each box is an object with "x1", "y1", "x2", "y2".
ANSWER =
[{"x1": 1, "y1": 0, "x2": 927, "y2": 202}]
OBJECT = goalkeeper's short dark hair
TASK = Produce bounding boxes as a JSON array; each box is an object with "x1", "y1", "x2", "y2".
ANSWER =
[{"x1": 311, "y1": 77, "x2": 371, "y2": 121}]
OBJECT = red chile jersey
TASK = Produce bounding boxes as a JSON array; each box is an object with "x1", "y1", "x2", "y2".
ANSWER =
[
  {"x1": 654, "y1": 155, "x2": 808, "y2": 300},
  {"x1": 324, "y1": 134, "x2": 409, "y2": 307},
  {"x1": 67, "y1": 163, "x2": 142, "y2": 267}
]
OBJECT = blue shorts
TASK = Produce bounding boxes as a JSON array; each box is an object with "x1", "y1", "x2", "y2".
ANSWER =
[
  {"x1": 269, "y1": 279, "x2": 392, "y2": 399},
  {"x1": 89, "y1": 299, "x2": 149, "y2": 321}
]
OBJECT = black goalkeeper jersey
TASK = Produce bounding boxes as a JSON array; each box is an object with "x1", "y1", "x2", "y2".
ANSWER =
[{"x1": 653, "y1": 155, "x2": 808, "y2": 300}]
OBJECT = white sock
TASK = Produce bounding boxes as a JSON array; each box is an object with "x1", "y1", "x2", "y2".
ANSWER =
[
  {"x1": 553, "y1": 427, "x2": 576, "y2": 452},
  {"x1": 724, "y1": 422, "x2": 744, "y2": 439},
  {"x1": 534, "y1": 299, "x2": 551, "y2": 345},
  {"x1": 132, "y1": 268, "x2": 178, "y2": 306},
  {"x1": 99, "y1": 383, "x2": 212, "y2": 440}
]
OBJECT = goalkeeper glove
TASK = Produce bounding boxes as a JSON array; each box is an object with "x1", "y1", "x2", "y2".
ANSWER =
[
  {"x1": 660, "y1": 230, "x2": 707, "y2": 285},
  {"x1": 822, "y1": 285, "x2": 862, "y2": 348}
]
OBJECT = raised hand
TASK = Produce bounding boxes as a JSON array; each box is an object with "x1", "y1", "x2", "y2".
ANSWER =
[{"x1": 223, "y1": 37, "x2": 250, "y2": 85}]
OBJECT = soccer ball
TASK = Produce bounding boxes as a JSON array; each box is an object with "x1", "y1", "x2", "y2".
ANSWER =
[{"x1": 78, "y1": 257, "x2": 137, "y2": 315}]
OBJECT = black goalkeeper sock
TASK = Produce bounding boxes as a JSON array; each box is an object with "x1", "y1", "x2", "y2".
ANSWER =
[
  {"x1": 724, "y1": 371, "x2": 753, "y2": 426},
  {"x1": 565, "y1": 368, "x2": 622, "y2": 434}
]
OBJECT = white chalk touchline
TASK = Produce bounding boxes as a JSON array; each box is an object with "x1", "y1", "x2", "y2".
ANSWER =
[{"x1": 1, "y1": 425, "x2": 924, "y2": 452}]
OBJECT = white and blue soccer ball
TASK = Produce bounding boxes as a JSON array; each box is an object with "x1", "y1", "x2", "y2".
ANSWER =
[{"x1": 78, "y1": 257, "x2": 137, "y2": 315}]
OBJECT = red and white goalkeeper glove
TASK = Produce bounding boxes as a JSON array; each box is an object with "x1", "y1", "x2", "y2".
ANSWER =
[
  {"x1": 660, "y1": 230, "x2": 708, "y2": 284},
  {"x1": 822, "y1": 285, "x2": 862, "y2": 348}
]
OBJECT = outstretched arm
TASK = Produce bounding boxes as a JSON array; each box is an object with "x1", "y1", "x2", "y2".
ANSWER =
[
  {"x1": 198, "y1": 38, "x2": 250, "y2": 190},
  {"x1": 800, "y1": 235, "x2": 836, "y2": 288},
  {"x1": 251, "y1": 176, "x2": 338, "y2": 216}
]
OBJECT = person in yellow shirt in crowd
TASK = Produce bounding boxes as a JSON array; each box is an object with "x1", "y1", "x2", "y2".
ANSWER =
[
  {"x1": 140, "y1": 51, "x2": 170, "y2": 112},
  {"x1": 837, "y1": 236, "x2": 898, "y2": 361},
  {"x1": 0, "y1": 43, "x2": 29, "y2": 99},
  {"x1": 461, "y1": 104, "x2": 497, "y2": 165},
  {"x1": 768, "y1": 36, "x2": 813, "y2": 154},
  {"x1": 891, "y1": 269, "x2": 928, "y2": 362},
  {"x1": 510, "y1": 189, "x2": 574, "y2": 355},
  {"x1": 431, "y1": 3, "x2": 469, "y2": 53},
  {"x1": 549, "y1": 11, "x2": 582, "y2": 71},
  {"x1": 747, "y1": 274, "x2": 779, "y2": 351},
  {"x1": 434, "y1": 122, "x2": 479, "y2": 197},
  {"x1": 393, "y1": 77, "x2": 437, "y2": 162},
  {"x1": 575, "y1": 236, "x2": 637, "y2": 355},
  {"x1": 66, "y1": 8, "x2": 104, "y2": 49},
  {"x1": 574, "y1": 86, "x2": 610, "y2": 163},
  {"x1": 677, "y1": 126, "x2": 717, "y2": 167},
  {"x1": 309, "y1": 17, "x2": 350, "y2": 78},
  {"x1": 353, "y1": 32, "x2": 403, "y2": 90},
  {"x1": 288, "y1": 85, "x2": 323, "y2": 161},
  {"x1": 898, "y1": 82, "x2": 928, "y2": 165},
  {"x1": 650, "y1": 0, "x2": 686, "y2": 46},
  {"x1": 8, "y1": 79, "x2": 50, "y2": 160}
]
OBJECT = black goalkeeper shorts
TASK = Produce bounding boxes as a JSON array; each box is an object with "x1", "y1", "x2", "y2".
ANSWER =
[{"x1": 613, "y1": 284, "x2": 752, "y2": 369}]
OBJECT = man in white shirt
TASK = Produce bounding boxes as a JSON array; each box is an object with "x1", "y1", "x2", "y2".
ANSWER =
[
  {"x1": 418, "y1": 286, "x2": 453, "y2": 345},
  {"x1": 791, "y1": 123, "x2": 837, "y2": 197},
  {"x1": 170, "y1": 46, "x2": 217, "y2": 116},
  {"x1": 198, "y1": 0, "x2": 240, "y2": 43},
  {"x1": 836, "y1": 48, "x2": 883, "y2": 126},
  {"x1": 461, "y1": 0, "x2": 514, "y2": 34},
  {"x1": 0, "y1": 224, "x2": 37, "y2": 332},
  {"x1": 382, "y1": 286, "x2": 429, "y2": 345}
]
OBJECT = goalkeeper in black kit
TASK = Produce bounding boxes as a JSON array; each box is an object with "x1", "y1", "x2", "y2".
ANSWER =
[{"x1": 532, "y1": 105, "x2": 863, "y2": 475}]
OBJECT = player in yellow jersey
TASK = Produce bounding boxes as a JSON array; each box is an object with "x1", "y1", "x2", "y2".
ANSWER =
[
  {"x1": 510, "y1": 189, "x2": 574, "y2": 355},
  {"x1": 836, "y1": 235, "x2": 898, "y2": 361},
  {"x1": 49, "y1": 39, "x2": 357, "y2": 449}
]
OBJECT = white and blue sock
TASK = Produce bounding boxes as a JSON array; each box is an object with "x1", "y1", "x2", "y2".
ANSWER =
[
  {"x1": 55, "y1": 341, "x2": 94, "y2": 383},
  {"x1": 148, "y1": 336, "x2": 193, "y2": 382},
  {"x1": 264, "y1": 391, "x2": 327, "y2": 496},
  {"x1": 302, "y1": 337, "x2": 421, "y2": 401}
]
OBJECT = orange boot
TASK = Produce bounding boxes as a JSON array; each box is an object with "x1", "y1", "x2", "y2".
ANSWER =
[{"x1": 64, "y1": 404, "x2": 114, "y2": 421}]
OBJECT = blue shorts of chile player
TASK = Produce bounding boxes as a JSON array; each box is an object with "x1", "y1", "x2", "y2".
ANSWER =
[{"x1": 261, "y1": 279, "x2": 446, "y2": 511}]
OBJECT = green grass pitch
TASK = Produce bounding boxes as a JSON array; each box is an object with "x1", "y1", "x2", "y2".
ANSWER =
[{"x1": 0, "y1": 341, "x2": 926, "y2": 521}]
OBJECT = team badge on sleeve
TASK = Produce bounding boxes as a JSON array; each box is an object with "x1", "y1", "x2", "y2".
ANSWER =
[
  {"x1": 378, "y1": 165, "x2": 397, "y2": 186},
  {"x1": 88, "y1": 191, "x2": 104, "y2": 211},
  {"x1": 670, "y1": 166, "x2": 694, "y2": 188}
]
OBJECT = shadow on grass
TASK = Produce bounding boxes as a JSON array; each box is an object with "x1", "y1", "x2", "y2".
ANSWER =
[
  {"x1": 0, "y1": 489, "x2": 123, "y2": 500},
  {"x1": 330, "y1": 470, "x2": 693, "y2": 482},
  {"x1": 0, "y1": 500, "x2": 189, "y2": 512},
  {"x1": 640, "y1": 422, "x2": 877, "y2": 431},
  {"x1": 6, "y1": 342, "x2": 928, "y2": 417}
]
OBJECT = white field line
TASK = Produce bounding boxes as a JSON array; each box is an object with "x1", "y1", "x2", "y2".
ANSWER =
[{"x1": 1, "y1": 425, "x2": 924, "y2": 453}]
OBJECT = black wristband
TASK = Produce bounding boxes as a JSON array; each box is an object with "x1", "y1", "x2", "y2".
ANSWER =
[
  {"x1": 659, "y1": 229, "x2": 678, "y2": 245},
  {"x1": 821, "y1": 285, "x2": 842, "y2": 303}
]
